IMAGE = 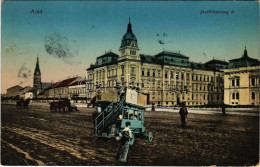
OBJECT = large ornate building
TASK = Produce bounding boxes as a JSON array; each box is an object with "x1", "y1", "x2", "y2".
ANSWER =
[
  {"x1": 223, "y1": 48, "x2": 259, "y2": 106},
  {"x1": 86, "y1": 19, "x2": 231, "y2": 106}
]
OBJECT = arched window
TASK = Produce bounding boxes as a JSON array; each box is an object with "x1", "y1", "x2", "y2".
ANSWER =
[
  {"x1": 236, "y1": 93, "x2": 239, "y2": 99},
  {"x1": 232, "y1": 93, "x2": 235, "y2": 99},
  {"x1": 252, "y1": 92, "x2": 255, "y2": 100}
]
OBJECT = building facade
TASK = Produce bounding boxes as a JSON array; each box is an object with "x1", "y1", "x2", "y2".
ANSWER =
[
  {"x1": 6, "y1": 85, "x2": 23, "y2": 98},
  {"x1": 86, "y1": 20, "x2": 228, "y2": 106},
  {"x1": 223, "y1": 48, "x2": 259, "y2": 106}
]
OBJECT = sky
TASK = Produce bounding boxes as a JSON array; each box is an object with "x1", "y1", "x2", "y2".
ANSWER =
[{"x1": 1, "y1": 1, "x2": 259, "y2": 93}]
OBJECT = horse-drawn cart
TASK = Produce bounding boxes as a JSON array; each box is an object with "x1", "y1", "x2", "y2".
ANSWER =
[{"x1": 50, "y1": 99, "x2": 78, "y2": 112}]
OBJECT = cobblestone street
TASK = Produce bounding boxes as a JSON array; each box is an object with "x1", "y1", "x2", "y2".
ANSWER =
[{"x1": 1, "y1": 104, "x2": 259, "y2": 166}]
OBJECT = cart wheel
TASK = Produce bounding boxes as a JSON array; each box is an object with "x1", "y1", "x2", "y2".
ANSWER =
[{"x1": 148, "y1": 132, "x2": 153, "y2": 143}]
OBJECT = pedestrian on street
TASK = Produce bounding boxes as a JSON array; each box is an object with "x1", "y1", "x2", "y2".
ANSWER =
[
  {"x1": 179, "y1": 102, "x2": 188, "y2": 128},
  {"x1": 116, "y1": 121, "x2": 133, "y2": 163},
  {"x1": 92, "y1": 103, "x2": 101, "y2": 126},
  {"x1": 151, "y1": 102, "x2": 155, "y2": 112},
  {"x1": 222, "y1": 103, "x2": 226, "y2": 116}
]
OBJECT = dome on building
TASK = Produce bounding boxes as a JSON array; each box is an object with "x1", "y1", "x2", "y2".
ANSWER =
[{"x1": 120, "y1": 18, "x2": 138, "y2": 48}]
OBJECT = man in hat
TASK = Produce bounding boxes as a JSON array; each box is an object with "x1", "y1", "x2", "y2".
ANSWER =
[{"x1": 179, "y1": 102, "x2": 188, "y2": 128}]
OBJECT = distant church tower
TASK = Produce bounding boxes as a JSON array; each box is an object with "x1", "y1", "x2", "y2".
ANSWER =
[
  {"x1": 119, "y1": 18, "x2": 140, "y2": 60},
  {"x1": 33, "y1": 56, "x2": 41, "y2": 92}
]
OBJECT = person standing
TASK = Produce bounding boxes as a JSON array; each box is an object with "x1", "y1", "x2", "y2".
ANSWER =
[
  {"x1": 116, "y1": 122, "x2": 133, "y2": 163},
  {"x1": 222, "y1": 103, "x2": 226, "y2": 116},
  {"x1": 151, "y1": 102, "x2": 155, "y2": 112},
  {"x1": 92, "y1": 103, "x2": 101, "y2": 126},
  {"x1": 179, "y1": 103, "x2": 188, "y2": 128}
]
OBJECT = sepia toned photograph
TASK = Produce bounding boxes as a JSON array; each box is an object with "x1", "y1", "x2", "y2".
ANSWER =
[{"x1": 1, "y1": 1, "x2": 259, "y2": 166}]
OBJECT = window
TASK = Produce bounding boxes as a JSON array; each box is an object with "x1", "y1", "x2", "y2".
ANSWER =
[
  {"x1": 165, "y1": 71, "x2": 168, "y2": 78},
  {"x1": 186, "y1": 73, "x2": 190, "y2": 79},
  {"x1": 153, "y1": 71, "x2": 155, "y2": 77},
  {"x1": 232, "y1": 93, "x2": 235, "y2": 99},
  {"x1": 129, "y1": 110, "x2": 134, "y2": 120},
  {"x1": 158, "y1": 71, "x2": 161, "y2": 77},
  {"x1": 176, "y1": 73, "x2": 179, "y2": 79},
  {"x1": 121, "y1": 66, "x2": 124, "y2": 76},
  {"x1": 138, "y1": 112, "x2": 142, "y2": 120},
  {"x1": 170, "y1": 72, "x2": 173, "y2": 78},
  {"x1": 147, "y1": 70, "x2": 150, "y2": 76},
  {"x1": 181, "y1": 73, "x2": 184, "y2": 80},
  {"x1": 252, "y1": 92, "x2": 255, "y2": 100},
  {"x1": 130, "y1": 50, "x2": 136, "y2": 55},
  {"x1": 203, "y1": 94, "x2": 205, "y2": 100},
  {"x1": 157, "y1": 81, "x2": 160, "y2": 88},
  {"x1": 131, "y1": 67, "x2": 135, "y2": 75},
  {"x1": 236, "y1": 79, "x2": 240, "y2": 86},
  {"x1": 232, "y1": 80, "x2": 235, "y2": 86},
  {"x1": 123, "y1": 109, "x2": 128, "y2": 119},
  {"x1": 142, "y1": 69, "x2": 144, "y2": 76},
  {"x1": 236, "y1": 93, "x2": 239, "y2": 99},
  {"x1": 252, "y1": 78, "x2": 255, "y2": 86},
  {"x1": 192, "y1": 75, "x2": 194, "y2": 80},
  {"x1": 134, "y1": 110, "x2": 138, "y2": 120}
]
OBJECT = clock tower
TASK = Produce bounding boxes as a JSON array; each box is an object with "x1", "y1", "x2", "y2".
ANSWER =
[{"x1": 119, "y1": 18, "x2": 140, "y2": 60}]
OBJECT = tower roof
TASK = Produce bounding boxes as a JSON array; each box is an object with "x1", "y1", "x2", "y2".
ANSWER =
[
  {"x1": 34, "y1": 56, "x2": 41, "y2": 75},
  {"x1": 228, "y1": 47, "x2": 259, "y2": 69},
  {"x1": 120, "y1": 18, "x2": 138, "y2": 48}
]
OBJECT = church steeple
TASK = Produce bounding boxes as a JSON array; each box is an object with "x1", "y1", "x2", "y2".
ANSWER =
[
  {"x1": 33, "y1": 56, "x2": 41, "y2": 93},
  {"x1": 34, "y1": 56, "x2": 41, "y2": 75}
]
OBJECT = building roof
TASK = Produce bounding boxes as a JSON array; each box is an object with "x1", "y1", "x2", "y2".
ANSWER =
[
  {"x1": 206, "y1": 59, "x2": 228, "y2": 65},
  {"x1": 7, "y1": 85, "x2": 23, "y2": 90},
  {"x1": 55, "y1": 77, "x2": 79, "y2": 88},
  {"x1": 228, "y1": 47, "x2": 259, "y2": 69},
  {"x1": 97, "y1": 51, "x2": 119, "y2": 59},
  {"x1": 19, "y1": 86, "x2": 32, "y2": 91},
  {"x1": 120, "y1": 18, "x2": 138, "y2": 48},
  {"x1": 22, "y1": 88, "x2": 34, "y2": 94},
  {"x1": 69, "y1": 80, "x2": 87, "y2": 86},
  {"x1": 190, "y1": 62, "x2": 208, "y2": 70},
  {"x1": 140, "y1": 54, "x2": 157, "y2": 64},
  {"x1": 155, "y1": 50, "x2": 189, "y2": 59},
  {"x1": 37, "y1": 82, "x2": 52, "y2": 90}
]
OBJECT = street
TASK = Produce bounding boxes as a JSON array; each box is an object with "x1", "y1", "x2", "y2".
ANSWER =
[{"x1": 1, "y1": 103, "x2": 259, "y2": 166}]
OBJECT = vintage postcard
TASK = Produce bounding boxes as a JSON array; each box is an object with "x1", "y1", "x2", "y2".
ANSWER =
[{"x1": 1, "y1": 1, "x2": 259, "y2": 166}]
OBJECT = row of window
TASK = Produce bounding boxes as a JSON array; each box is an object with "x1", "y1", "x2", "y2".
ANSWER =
[
  {"x1": 233, "y1": 92, "x2": 257, "y2": 100},
  {"x1": 231, "y1": 77, "x2": 258, "y2": 87},
  {"x1": 91, "y1": 67, "x2": 223, "y2": 83},
  {"x1": 151, "y1": 93, "x2": 221, "y2": 101},
  {"x1": 231, "y1": 79, "x2": 240, "y2": 87}
]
